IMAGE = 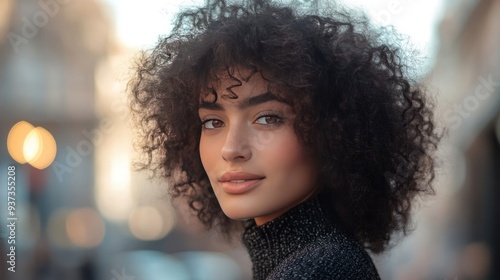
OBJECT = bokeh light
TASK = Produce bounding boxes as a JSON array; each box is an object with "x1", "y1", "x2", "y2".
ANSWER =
[
  {"x1": 128, "y1": 205, "x2": 174, "y2": 241},
  {"x1": 23, "y1": 128, "x2": 41, "y2": 162},
  {"x1": 47, "y1": 209, "x2": 73, "y2": 248},
  {"x1": 7, "y1": 120, "x2": 35, "y2": 164},
  {"x1": 7, "y1": 121, "x2": 57, "y2": 169},
  {"x1": 96, "y1": 153, "x2": 134, "y2": 221},
  {"x1": 48, "y1": 208, "x2": 106, "y2": 249},
  {"x1": 30, "y1": 127, "x2": 57, "y2": 169},
  {"x1": 66, "y1": 208, "x2": 105, "y2": 248}
]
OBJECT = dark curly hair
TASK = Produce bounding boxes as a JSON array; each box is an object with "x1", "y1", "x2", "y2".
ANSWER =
[{"x1": 129, "y1": 0, "x2": 441, "y2": 253}]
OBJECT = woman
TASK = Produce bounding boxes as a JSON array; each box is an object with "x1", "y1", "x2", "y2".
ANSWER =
[{"x1": 129, "y1": 0, "x2": 441, "y2": 279}]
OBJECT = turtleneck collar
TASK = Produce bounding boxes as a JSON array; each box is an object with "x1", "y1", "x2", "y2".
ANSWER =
[{"x1": 241, "y1": 196, "x2": 336, "y2": 280}]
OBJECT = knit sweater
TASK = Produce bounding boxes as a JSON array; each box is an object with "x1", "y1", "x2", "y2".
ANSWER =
[{"x1": 241, "y1": 196, "x2": 381, "y2": 280}]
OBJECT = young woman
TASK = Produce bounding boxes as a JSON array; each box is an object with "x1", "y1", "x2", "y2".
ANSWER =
[{"x1": 129, "y1": 0, "x2": 441, "y2": 279}]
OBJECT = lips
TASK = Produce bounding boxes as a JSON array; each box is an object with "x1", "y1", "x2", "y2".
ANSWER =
[
  {"x1": 219, "y1": 171, "x2": 265, "y2": 194},
  {"x1": 220, "y1": 171, "x2": 265, "y2": 182}
]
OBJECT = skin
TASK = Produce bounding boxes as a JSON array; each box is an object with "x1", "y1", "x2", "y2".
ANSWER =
[{"x1": 198, "y1": 68, "x2": 320, "y2": 226}]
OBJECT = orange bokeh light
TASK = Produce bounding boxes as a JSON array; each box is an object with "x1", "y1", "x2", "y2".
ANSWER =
[{"x1": 7, "y1": 121, "x2": 57, "y2": 169}]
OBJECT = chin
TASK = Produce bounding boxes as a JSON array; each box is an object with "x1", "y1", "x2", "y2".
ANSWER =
[
  {"x1": 218, "y1": 199, "x2": 256, "y2": 221},
  {"x1": 221, "y1": 206, "x2": 254, "y2": 221}
]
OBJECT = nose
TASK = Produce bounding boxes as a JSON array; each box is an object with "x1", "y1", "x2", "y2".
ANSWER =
[{"x1": 221, "y1": 123, "x2": 252, "y2": 162}]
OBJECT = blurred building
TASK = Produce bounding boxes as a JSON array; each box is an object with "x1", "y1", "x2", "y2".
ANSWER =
[
  {"x1": 433, "y1": 0, "x2": 500, "y2": 278},
  {"x1": 431, "y1": 0, "x2": 499, "y2": 278},
  {"x1": 376, "y1": 0, "x2": 500, "y2": 279},
  {"x1": 1, "y1": 0, "x2": 115, "y2": 279}
]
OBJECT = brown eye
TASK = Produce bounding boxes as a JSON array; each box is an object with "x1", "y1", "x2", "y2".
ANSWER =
[
  {"x1": 202, "y1": 119, "x2": 224, "y2": 129},
  {"x1": 255, "y1": 115, "x2": 281, "y2": 125}
]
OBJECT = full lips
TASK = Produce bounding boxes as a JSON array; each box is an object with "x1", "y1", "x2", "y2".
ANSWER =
[{"x1": 220, "y1": 178, "x2": 264, "y2": 194}]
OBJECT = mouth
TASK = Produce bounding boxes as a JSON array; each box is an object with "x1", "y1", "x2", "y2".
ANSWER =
[
  {"x1": 219, "y1": 172, "x2": 265, "y2": 194},
  {"x1": 228, "y1": 179, "x2": 251, "y2": 183}
]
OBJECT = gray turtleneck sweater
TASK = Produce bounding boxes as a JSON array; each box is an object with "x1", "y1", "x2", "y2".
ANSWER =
[{"x1": 241, "y1": 196, "x2": 381, "y2": 280}]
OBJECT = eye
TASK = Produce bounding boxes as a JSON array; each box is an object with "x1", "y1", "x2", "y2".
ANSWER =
[
  {"x1": 255, "y1": 115, "x2": 281, "y2": 125},
  {"x1": 202, "y1": 119, "x2": 224, "y2": 129}
]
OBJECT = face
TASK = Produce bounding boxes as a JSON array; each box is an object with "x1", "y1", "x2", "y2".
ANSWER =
[{"x1": 198, "y1": 68, "x2": 319, "y2": 226}]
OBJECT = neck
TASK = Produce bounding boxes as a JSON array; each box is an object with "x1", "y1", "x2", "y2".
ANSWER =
[{"x1": 242, "y1": 195, "x2": 335, "y2": 279}]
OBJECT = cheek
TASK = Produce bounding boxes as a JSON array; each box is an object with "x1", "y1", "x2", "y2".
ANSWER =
[
  {"x1": 199, "y1": 135, "x2": 219, "y2": 175},
  {"x1": 259, "y1": 129, "x2": 310, "y2": 172}
]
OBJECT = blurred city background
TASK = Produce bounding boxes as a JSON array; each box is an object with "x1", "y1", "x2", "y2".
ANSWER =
[{"x1": 0, "y1": 0, "x2": 499, "y2": 279}]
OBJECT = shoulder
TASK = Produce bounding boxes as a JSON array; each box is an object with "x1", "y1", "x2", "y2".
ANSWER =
[{"x1": 267, "y1": 233, "x2": 381, "y2": 280}]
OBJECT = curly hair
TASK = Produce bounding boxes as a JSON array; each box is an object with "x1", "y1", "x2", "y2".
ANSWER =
[{"x1": 129, "y1": 0, "x2": 441, "y2": 253}]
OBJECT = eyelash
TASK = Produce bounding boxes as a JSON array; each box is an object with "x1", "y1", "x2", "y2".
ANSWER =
[
  {"x1": 254, "y1": 113, "x2": 284, "y2": 126},
  {"x1": 200, "y1": 113, "x2": 285, "y2": 130},
  {"x1": 200, "y1": 119, "x2": 223, "y2": 130}
]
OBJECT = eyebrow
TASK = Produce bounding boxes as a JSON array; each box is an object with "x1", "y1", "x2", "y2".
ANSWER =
[{"x1": 198, "y1": 92, "x2": 285, "y2": 111}]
